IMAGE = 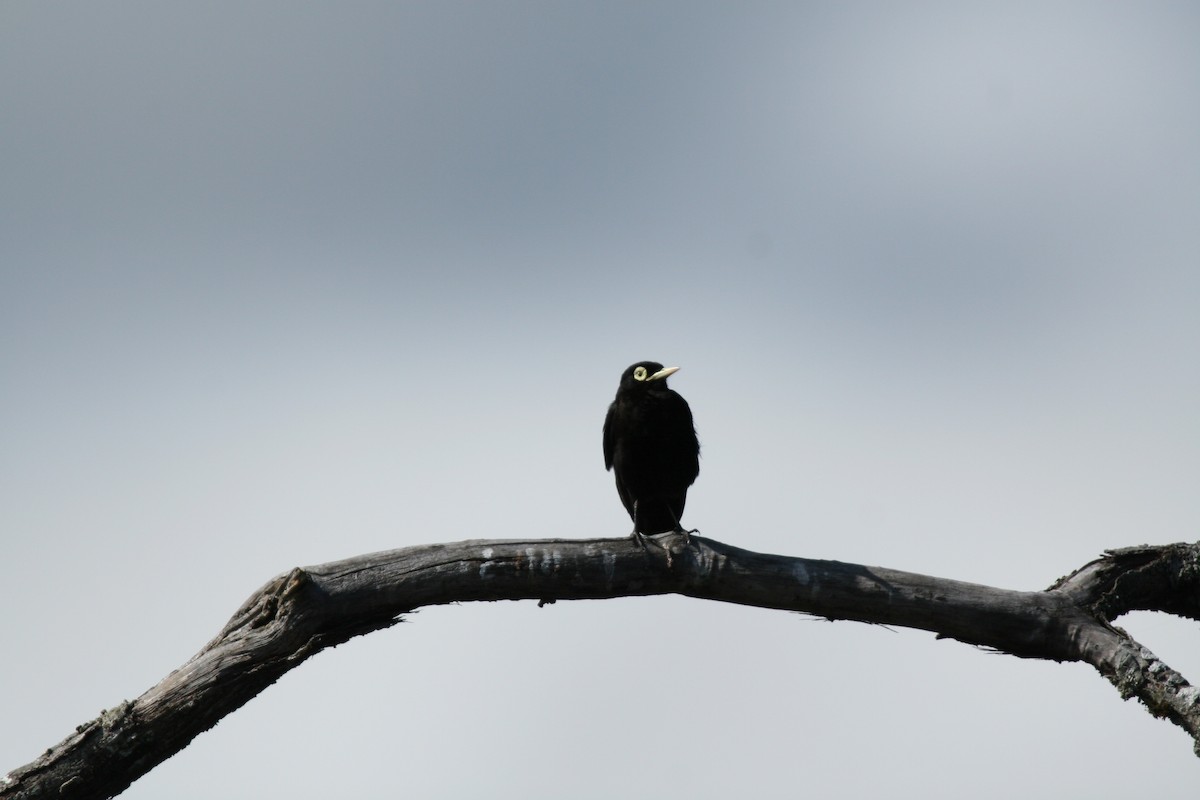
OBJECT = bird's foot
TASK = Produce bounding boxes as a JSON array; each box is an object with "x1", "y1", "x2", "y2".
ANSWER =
[
  {"x1": 674, "y1": 527, "x2": 699, "y2": 545},
  {"x1": 630, "y1": 529, "x2": 693, "y2": 568}
]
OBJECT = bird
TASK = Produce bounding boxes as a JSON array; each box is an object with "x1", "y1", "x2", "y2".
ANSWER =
[{"x1": 603, "y1": 361, "x2": 700, "y2": 540}]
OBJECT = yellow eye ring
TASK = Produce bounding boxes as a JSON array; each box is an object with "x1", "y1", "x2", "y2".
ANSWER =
[{"x1": 633, "y1": 366, "x2": 648, "y2": 381}]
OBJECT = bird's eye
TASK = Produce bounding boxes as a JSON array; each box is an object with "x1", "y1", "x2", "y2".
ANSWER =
[{"x1": 633, "y1": 366, "x2": 648, "y2": 381}]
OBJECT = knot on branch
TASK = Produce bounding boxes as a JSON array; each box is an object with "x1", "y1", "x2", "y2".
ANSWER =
[{"x1": 216, "y1": 568, "x2": 311, "y2": 641}]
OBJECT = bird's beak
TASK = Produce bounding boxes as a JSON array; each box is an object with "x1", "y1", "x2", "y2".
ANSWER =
[{"x1": 648, "y1": 366, "x2": 680, "y2": 381}]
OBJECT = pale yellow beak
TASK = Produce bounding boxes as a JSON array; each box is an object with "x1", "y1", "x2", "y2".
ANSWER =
[{"x1": 648, "y1": 366, "x2": 680, "y2": 381}]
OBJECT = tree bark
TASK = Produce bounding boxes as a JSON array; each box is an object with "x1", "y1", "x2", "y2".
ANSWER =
[{"x1": 3, "y1": 534, "x2": 1199, "y2": 799}]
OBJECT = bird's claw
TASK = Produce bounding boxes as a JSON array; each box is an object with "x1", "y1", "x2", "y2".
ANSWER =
[{"x1": 675, "y1": 527, "x2": 698, "y2": 545}]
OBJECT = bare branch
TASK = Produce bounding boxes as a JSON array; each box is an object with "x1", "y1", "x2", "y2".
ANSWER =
[{"x1": 4, "y1": 535, "x2": 1198, "y2": 799}]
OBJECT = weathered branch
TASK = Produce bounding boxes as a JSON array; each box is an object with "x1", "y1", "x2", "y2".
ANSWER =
[{"x1": 4, "y1": 535, "x2": 1199, "y2": 799}]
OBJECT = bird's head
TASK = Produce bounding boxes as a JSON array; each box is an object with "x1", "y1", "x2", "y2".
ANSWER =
[{"x1": 619, "y1": 361, "x2": 680, "y2": 392}]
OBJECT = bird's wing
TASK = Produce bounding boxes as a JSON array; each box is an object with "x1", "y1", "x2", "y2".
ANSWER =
[
  {"x1": 602, "y1": 401, "x2": 616, "y2": 470},
  {"x1": 668, "y1": 391, "x2": 700, "y2": 468}
]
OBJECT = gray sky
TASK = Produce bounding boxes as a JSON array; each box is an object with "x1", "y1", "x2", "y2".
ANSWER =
[{"x1": 3, "y1": 2, "x2": 1199, "y2": 797}]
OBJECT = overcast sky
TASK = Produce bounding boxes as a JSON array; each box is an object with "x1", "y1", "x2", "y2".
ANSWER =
[{"x1": 3, "y1": 3, "x2": 1199, "y2": 797}]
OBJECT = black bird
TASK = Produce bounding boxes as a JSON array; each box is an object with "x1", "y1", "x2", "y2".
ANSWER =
[{"x1": 603, "y1": 361, "x2": 700, "y2": 538}]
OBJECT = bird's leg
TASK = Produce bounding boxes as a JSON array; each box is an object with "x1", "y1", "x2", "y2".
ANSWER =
[
  {"x1": 629, "y1": 501, "x2": 649, "y2": 549},
  {"x1": 629, "y1": 526, "x2": 651, "y2": 549},
  {"x1": 628, "y1": 506, "x2": 672, "y2": 554},
  {"x1": 667, "y1": 508, "x2": 698, "y2": 545},
  {"x1": 628, "y1": 503, "x2": 682, "y2": 566}
]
